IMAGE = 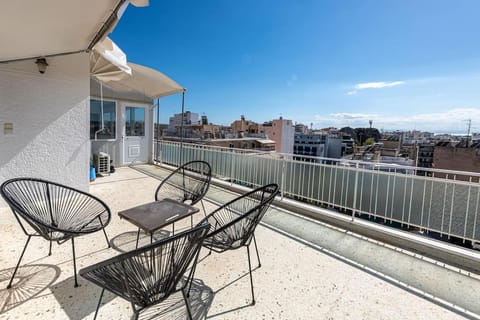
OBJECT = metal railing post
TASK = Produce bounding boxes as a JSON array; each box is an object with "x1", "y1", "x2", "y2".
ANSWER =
[
  {"x1": 280, "y1": 157, "x2": 286, "y2": 200},
  {"x1": 351, "y1": 162, "x2": 359, "y2": 221},
  {"x1": 230, "y1": 152, "x2": 235, "y2": 186}
]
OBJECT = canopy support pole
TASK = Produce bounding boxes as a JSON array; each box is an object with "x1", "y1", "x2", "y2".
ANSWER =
[
  {"x1": 155, "y1": 98, "x2": 160, "y2": 163},
  {"x1": 180, "y1": 90, "x2": 185, "y2": 165}
]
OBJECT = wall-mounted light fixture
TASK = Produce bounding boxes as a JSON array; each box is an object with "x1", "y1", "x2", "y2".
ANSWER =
[{"x1": 35, "y1": 58, "x2": 48, "y2": 74}]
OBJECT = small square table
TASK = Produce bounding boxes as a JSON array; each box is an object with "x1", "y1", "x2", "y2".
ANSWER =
[{"x1": 118, "y1": 198, "x2": 200, "y2": 248}]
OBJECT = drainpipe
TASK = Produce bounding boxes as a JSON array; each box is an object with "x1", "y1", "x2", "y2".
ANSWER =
[{"x1": 94, "y1": 82, "x2": 105, "y2": 140}]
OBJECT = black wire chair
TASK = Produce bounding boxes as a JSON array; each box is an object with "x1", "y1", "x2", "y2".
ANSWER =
[
  {"x1": 0, "y1": 178, "x2": 111, "y2": 288},
  {"x1": 191, "y1": 183, "x2": 279, "y2": 305},
  {"x1": 155, "y1": 160, "x2": 211, "y2": 215},
  {"x1": 80, "y1": 222, "x2": 210, "y2": 320}
]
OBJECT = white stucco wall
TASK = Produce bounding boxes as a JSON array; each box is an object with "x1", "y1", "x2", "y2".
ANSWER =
[
  {"x1": 280, "y1": 121, "x2": 295, "y2": 154},
  {"x1": 268, "y1": 119, "x2": 294, "y2": 154},
  {"x1": 0, "y1": 53, "x2": 90, "y2": 207}
]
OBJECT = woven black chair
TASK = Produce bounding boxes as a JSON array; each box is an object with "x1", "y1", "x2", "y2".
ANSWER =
[
  {"x1": 155, "y1": 160, "x2": 212, "y2": 213},
  {"x1": 191, "y1": 183, "x2": 279, "y2": 305},
  {"x1": 80, "y1": 222, "x2": 210, "y2": 320},
  {"x1": 0, "y1": 178, "x2": 111, "y2": 288}
]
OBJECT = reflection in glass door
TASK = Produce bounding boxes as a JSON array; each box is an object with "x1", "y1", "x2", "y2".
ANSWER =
[
  {"x1": 125, "y1": 107, "x2": 145, "y2": 136},
  {"x1": 123, "y1": 106, "x2": 148, "y2": 164}
]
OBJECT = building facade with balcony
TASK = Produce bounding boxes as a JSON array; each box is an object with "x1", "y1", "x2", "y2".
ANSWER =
[
  {"x1": 294, "y1": 133, "x2": 342, "y2": 159},
  {"x1": 168, "y1": 111, "x2": 200, "y2": 134}
]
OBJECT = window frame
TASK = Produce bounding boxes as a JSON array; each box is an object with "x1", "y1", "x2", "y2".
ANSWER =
[{"x1": 90, "y1": 97, "x2": 117, "y2": 141}]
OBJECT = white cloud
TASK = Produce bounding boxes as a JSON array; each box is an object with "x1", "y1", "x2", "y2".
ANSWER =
[
  {"x1": 330, "y1": 112, "x2": 376, "y2": 120},
  {"x1": 345, "y1": 81, "x2": 405, "y2": 96},
  {"x1": 354, "y1": 81, "x2": 405, "y2": 90},
  {"x1": 313, "y1": 108, "x2": 480, "y2": 133}
]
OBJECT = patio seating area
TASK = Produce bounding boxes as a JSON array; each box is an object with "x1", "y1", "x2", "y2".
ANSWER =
[{"x1": 0, "y1": 165, "x2": 479, "y2": 319}]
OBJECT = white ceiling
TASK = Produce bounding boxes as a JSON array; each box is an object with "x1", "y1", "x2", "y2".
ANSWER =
[{"x1": 0, "y1": 0, "x2": 124, "y2": 62}]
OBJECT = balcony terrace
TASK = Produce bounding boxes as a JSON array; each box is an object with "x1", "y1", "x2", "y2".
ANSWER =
[{"x1": 1, "y1": 160, "x2": 480, "y2": 319}]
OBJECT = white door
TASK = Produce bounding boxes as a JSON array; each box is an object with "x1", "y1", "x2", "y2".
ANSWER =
[{"x1": 122, "y1": 105, "x2": 149, "y2": 165}]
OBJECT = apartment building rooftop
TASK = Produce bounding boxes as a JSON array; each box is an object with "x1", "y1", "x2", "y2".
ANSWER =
[{"x1": 1, "y1": 164, "x2": 480, "y2": 319}]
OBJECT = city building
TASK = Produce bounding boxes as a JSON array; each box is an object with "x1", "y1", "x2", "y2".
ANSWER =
[
  {"x1": 402, "y1": 130, "x2": 435, "y2": 144},
  {"x1": 294, "y1": 123, "x2": 309, "y2": 133},
  {"x1": 207, "y1": 137, "x2": 275, "y2": 151},
  {"x1": 154, "y1": 123, "x2": 169, "y2": 140},
  {"x1": 231, "y1": 115, "x2": 258, "y2": 134},
  {"x1": 433, "y1": 141, "x2": 480, "y2": 180},
  {"x1": 416, "y1": 143, "x2": 435, "y2": 168},
  {"x1": 294, "y1": 132, "x2": 342, "y2": 159},
  {"x1": 294, "y1": 133, "x2": 325, "y2": 158},
  {"x1": 261, "y1": 117, "x2": 294, "y2": 154},
  {"x1": 379, "y1": 135, "x2": 401, "y2": 157},
  {"x1": 341, "y1": 134, "x2": 355, "y2": 156},
  {"x1": 168, "y1": 111, "x2": 200, "y2": 134}
]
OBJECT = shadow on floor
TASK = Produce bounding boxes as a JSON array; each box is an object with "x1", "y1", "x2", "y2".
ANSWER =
[
  {"x1": 52, "y1": 277, "x2": 214, "y2": 320},
  {"x1": 138, "y1": 279, "x2": 214, "y2": 320},
  {"x1": 50, "y1": 276, "x2": 115, "y2": 320},
  {"x1": 110, "y1": 230, "x2": 171, "y2": 253},
  {"x1": 204, "y1": 265, "x2": 259, "y2": 319},
  {"x1": 0, "y1": 264, "x2": 60, "y2": 313}
]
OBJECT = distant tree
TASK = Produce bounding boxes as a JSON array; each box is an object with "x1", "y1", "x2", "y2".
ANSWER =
[
  {"x1": 355, "y1": 127, "x2": 380, "y2": 145},
  {"x1": 340, "y1": 126, "x2": 380, "y2": 145},
  {"x1": 339, "y1": 127, "x2": 355, "y2": 137},
  {"x1": 363, "y1": 137, "x2": 376, "y2": 146}
]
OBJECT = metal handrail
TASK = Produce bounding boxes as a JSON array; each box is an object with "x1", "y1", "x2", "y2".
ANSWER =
[{"x1": 155, "y1": 140, "x2": 480, "y2": 243}]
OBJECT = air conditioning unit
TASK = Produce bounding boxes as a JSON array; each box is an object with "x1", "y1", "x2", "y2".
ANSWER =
[{"x1": 94, "y1": 152, "x2": 110, "y2": 176}]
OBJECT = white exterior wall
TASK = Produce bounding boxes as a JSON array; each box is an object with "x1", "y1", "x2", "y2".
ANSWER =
[
  {"x1": 269, "y1": 118, "x2": 294, "y2": 154},
  {"x1": 0, "y1": 53, "x2": 90, "y2": 207},
  {"x1": 280, "y1": 120, "x2": 294, "y2": 154}
]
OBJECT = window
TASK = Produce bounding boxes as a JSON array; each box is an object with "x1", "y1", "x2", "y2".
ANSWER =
[
  {"x1": 90, "y1": 99, "x2": 116, "y2": 140},
  {"x1": 125, "y1": 107, "x2": 145, "y2": 136}
]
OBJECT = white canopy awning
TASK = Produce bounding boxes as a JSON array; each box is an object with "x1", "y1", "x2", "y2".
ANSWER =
[
  {"x1": 91, "y1": 37, "x2": 132, "y2": 82},
  {"x1": 99, "y1": 63, "x2": 184, "y2": 99},
  {"x1": 90, "y1": 37, "x2": 183, "y2": 100},
  {"x1": 0, "y1": 0, "x2": 147, "y2": 62}
]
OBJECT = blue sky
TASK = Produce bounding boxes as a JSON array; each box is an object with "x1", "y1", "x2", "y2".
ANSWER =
[{"x1": 112, "y1": 0, "x2": 480, "y2": 133}]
